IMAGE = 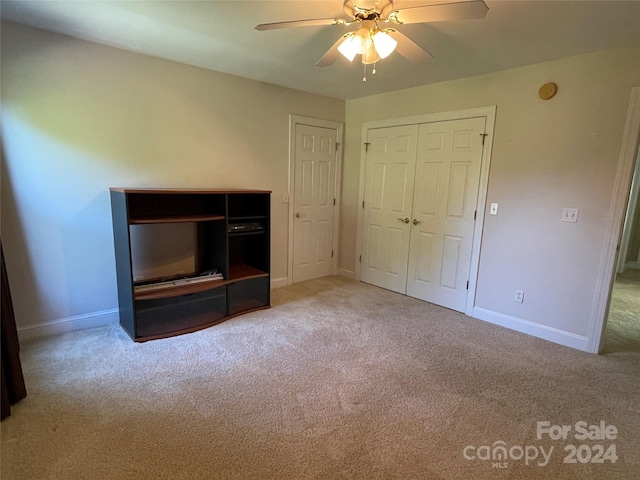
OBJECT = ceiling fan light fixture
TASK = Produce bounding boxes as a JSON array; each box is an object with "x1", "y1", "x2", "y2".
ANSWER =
[
  {"x1": 257, "y1": 0, "x2": 490, "y2": 80},
  {"x1": 372, "y1": 30, "x2": 397, "y2": 59}
]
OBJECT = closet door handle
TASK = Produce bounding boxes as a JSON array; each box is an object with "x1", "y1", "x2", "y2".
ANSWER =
[
  {"x1": 397, "y1": 217, "x2": 410, "y2": 224},
  {"x1": 412, "y1": 219, "x2": 422, "y2": 225}
]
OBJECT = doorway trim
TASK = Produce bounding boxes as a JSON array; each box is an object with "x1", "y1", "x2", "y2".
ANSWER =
[
  {"x1": 287, "y1": 115, "x2": 344, "y2": 286},
  {"x1": 589, "y1": 86, "x2": 640, "y2": 353},
  {"x1": 354, "y1": 106, "x2": 496, "y2": 316}
]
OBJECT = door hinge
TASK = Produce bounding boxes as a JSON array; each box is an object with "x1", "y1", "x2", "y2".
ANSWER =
[
  {"x1": 364, "y1": 142, "x2": 371, "y2": 152},
  {"x1": 466, "y1": 281, "x2": 469, "y2": 290},
  {"x1": 474, "y1": 210, "x2": 477, "y2": 220},
  {"x1": 359, "y1": 255, "x2": 362, "y2": 263},
  {"x1": 362, "y1": 200, "x2": 365, "y2": 209},
  {"x1": 480, "y1": 133, "x2": 488, "y2": 145},
  {"x1": 331, "y1": 250, "x2": 334, "y2": 258},
  {"x1": 333, "y1": 198, "x2": 336, "y2": 206}
]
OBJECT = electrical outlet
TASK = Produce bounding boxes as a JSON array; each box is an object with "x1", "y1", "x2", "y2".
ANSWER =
[
  {"x1": 561, "y1": 208, "x2": 579, "y2": 223},
  {"x1": 514, "y1": 290, "x2": 524, "y2": 303}
]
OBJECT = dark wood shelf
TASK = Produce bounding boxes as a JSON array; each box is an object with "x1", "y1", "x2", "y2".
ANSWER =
[
  {"x1": 134, "y1": 277, "x2": 227, "y2": 300},
  {"x1": 228, "y1": 215, "x2": 267, "y2": 221},
  {"x1": 228, "y1": 230, "x2": 265, "y2": 237},
  {"x1": 229, "y1": 264, "x2": 269, "y2": 281},
  {"x1": 130, "y1": 214, "x2": 225, "y2": 224},
  {"x1": 133, "y1": 264, "x2": 270, "y2": 301}
]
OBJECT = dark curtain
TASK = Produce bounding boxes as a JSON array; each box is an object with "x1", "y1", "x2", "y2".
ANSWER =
[{"x1": 1, "y1": 240, "x2": 27, "y2": 420}]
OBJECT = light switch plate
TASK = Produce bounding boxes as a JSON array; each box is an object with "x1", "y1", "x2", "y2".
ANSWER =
[
  {"x1": 490, "y1": 203, "x2": 499, "y2": 215},
  {"x1": 561, "y1": 208, "x2": 579, "y2": 223}
]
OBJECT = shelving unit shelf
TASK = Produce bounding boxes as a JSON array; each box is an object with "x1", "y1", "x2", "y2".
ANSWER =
[{"x1": 110, "y1": 188, "x2": 271, "y2": 342}]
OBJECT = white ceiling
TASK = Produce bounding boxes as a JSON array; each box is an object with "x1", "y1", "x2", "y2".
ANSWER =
[{"x1": 2, "y1": 1, "x2": 639, "y2": 99}]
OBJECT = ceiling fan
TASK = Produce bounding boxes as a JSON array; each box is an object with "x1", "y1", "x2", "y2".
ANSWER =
[{"x1": 256, "y1": 0, "x2": 489, "y2": 81}]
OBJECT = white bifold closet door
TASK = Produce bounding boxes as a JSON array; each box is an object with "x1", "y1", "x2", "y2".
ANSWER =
[
  {"x1": 361, "y1": 124, "x2": 419, "y2": 294},
  {"x1": 361, "y1": 117, "x2": 486, "y2": 312}
]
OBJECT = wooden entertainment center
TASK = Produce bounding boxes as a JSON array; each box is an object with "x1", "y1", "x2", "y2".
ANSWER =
[{"x1": 110, "y1": 188, "x2": 271, "y2": 341}]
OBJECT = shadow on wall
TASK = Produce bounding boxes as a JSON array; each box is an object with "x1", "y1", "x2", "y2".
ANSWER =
[
  {"x1": 0, "y1": 145, "x2": 47, "y2": 323},
  {"x1": 61, "y1": 191, "x2": 119, "y2": 314}
]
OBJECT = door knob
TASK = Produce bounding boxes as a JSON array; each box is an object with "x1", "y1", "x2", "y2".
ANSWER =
[
  {"x1": 295, "y1": 212, "x2": 306, "y2": 218},
  {"x1": 397, "y1": 217, "x2": 410, "y2": 224},
  {"x1": 412, "y1": 219, "x2": 423, "y2": 225}
]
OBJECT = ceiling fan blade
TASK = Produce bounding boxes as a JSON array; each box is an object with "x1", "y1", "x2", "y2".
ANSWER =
[
  {"x1": 343, "y1": 0, "x2": 355, "y2": 18},
  {"x1": 377, "y1": 0, "x2": 396, "y2": 20},
  {"x1": 390, "y1": 0, "x2": 488, "y2": 24},
  {"x1": 387, "y1": 29, "x2": 433, "y2": 62},
  {"x1": 256, "y1": 18, "x2": 346, "y2": 31},
  {"x1": 315, "y1": 35, "x2": 350, "y2": 67}
]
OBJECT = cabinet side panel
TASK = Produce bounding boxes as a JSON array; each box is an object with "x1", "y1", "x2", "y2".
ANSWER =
[
  {"x1": 265, "y1": 193, "x2": 271, "y2": 306},
  {"x1": 110, "y1": 191, "x2": 136, "y2": 338}
]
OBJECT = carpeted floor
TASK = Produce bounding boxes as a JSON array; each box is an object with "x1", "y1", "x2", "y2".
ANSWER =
[
  {"x1": 1, "y1": 276, "x2": 639, "y2": 479},
  {"x1": 602, "y1": 268, "x2": 640, "y2": 354}
]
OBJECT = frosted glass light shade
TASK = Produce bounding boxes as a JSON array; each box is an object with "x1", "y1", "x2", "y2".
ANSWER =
[
  {"x1": 372, "y1": 30, "x2": 397, "y2": 59},
  {"x1": 337, "y1": 34, "x2": 358, "y2": 61},
  {"x1": 354, "y1": 27, "x2": 372, "y2": 54},
  {"x1": 361, "y1": 43, "x2": 381, "y2": 64}
]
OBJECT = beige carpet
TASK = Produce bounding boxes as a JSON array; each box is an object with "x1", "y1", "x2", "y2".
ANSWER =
[
  {"x1": 1, "y1": 276, "x2": 639, "y2": 479},
  {"x1": 603, "y1": 268, "x2": 640, "y2": 354}
]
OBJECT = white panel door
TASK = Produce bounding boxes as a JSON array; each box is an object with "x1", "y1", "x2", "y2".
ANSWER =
[
  {"x1": 360, "y1": 125, "x2": 419, "y2": 293},
  {"x1": 293, "y1": 124, "x2": 337, "y2": 283},
  {"x1": 406, "y1": 117, "x2": 486, "y2": 311}
]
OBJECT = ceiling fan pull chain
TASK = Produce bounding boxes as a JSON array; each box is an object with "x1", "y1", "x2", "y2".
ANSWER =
[
  {"x1": 363, "y1": 63, "x2": 367, "y2": 83},
  {"x1": 372, "y1": 61, "x2": 377, "y2": 75}
]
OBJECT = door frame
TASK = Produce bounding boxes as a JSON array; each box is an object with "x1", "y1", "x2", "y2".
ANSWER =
[
  {"x1": 589, "y1": 86, "x2": 640, "y2": 353},
  {"x1": 287, "y1": 115, "x2": 344, "y2": 285},
  {"x1": 355, "y1": 106, "x2": 496, "y2": 316}
]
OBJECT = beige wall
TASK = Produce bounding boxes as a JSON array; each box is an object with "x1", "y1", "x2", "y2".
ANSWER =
[
  {"x1": 0, "y1": 21, "x2": 344, "y2": 329},
  {"x1": 341, "y1": 47, "x2": 640, "y2": 339}
]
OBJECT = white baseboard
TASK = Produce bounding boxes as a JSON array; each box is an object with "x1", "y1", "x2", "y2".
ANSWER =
[
  {"x1": 623, "y1": 261, "x2": 640, "y2": 271},
  {"x1": 271, "y1": 276, "x2": 289, "y2": 289},
  {"x1": 338, "y1": 268, "x2": 356, "y2": 280},
  {"x1": 18, "y1": 308, "x2": 119, "y2": 342},
  {"x1": 472, "y1": 307, "x2": 589, "y2": 352},
  {"x1": 19, "y1": 278, "x2": 290, "y2": 341}
]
